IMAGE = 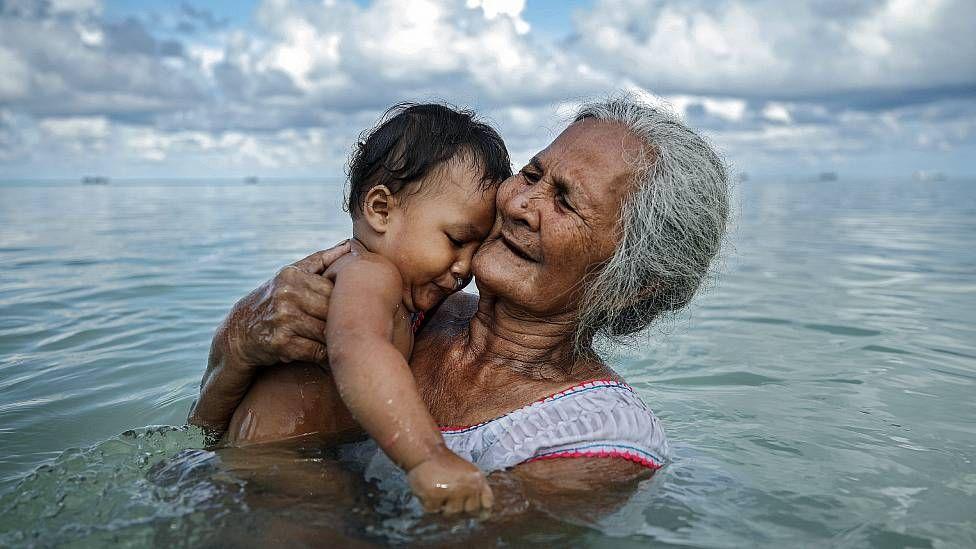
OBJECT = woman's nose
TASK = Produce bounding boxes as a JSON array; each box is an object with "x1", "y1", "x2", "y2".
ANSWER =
[{"x1": 502, "y1": 183, "x2": 541, "y2": 233}]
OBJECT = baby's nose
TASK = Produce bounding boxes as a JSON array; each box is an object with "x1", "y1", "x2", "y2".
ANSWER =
[
  {"x1": 452, "y1": 247, "x2": 479, "y2": 279},
  {"x1": 450, "y1": 264, "x2": 470, "y2": 285},
  {"x1": 448, "y1": 266, "x2": 472, "y2": 292}
]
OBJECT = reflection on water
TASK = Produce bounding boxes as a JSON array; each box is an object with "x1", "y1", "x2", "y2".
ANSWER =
[{"x1": 1, "y1": 178, "x2": 975, "y2": 546}]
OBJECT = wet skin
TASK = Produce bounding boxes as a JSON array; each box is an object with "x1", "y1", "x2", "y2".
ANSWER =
[
  {"x1": 190, "y1": 119, "x2": 655, "y2": 515},
  {"x1": 223, "y1": 157, "x2": 499, "y2": 514}
]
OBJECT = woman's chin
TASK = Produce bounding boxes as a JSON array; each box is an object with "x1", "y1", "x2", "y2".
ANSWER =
[
  {"x1": 472, "y1": 261, "x2": 522, "y2": 303},
  {"x1": 474, "y1": 245, "x2": 525, "y2": 291}
]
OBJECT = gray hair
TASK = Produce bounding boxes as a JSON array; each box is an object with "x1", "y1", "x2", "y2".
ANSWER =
[{"x1": 573, "y1": 95, "x2": 730, "y2": 353}]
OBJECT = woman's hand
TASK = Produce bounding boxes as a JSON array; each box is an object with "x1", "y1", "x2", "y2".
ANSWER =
[
  {"x1": 189, "y1": 240, "x2": 351, "y2": 432},
  {"x1": 227, "y1": 241, "x2": 351, "y2": 368}
]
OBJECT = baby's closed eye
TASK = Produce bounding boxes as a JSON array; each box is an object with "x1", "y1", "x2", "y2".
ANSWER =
[{"x1": 446, "y1": 233, "x2": 466, "y2": 248}]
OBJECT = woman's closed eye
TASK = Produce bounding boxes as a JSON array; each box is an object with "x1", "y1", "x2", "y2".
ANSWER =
[
  {"x1": 556, "y1": 192, "x2": 574, "y2": 211},
  {"x1": 554, "y1": 185, "x2": 578, "y2": 214},
  {"x1": 520, "y1": 167, "x2": 541, "y2": 184}
]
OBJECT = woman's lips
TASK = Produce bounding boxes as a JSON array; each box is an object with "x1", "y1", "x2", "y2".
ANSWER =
[{"x1": 501, "y1": 233, "x2": 538, "y2": 262}]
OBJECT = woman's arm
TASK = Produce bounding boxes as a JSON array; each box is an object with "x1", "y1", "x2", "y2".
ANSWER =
[
  {"x1": 510, "y1": 457, "x2": 651, "y2": 493},
  {"x1": 188, "y1": 242, "x2": 350, "y2": 432},
  {"x1": 484, "y1": 457, "x2": 652, "y2": 524}
]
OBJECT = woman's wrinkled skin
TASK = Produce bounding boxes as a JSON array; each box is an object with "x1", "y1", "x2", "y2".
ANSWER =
[{"x1": 189, "y1": 120, "x2": 658, "y2": 528}]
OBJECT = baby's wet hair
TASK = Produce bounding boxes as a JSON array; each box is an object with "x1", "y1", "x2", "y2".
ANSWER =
[{"x1": 345, "y1": 102, "x2": 512, "y2": 218}]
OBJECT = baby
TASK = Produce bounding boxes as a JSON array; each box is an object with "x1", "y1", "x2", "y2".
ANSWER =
[{"x1": 323, "y1": 103, "x2": 510, "y2": 513}]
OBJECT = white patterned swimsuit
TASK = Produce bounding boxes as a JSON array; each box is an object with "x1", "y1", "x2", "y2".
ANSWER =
[{"x1": 346, "y1": 379, "x2": 670, "y2": 480}]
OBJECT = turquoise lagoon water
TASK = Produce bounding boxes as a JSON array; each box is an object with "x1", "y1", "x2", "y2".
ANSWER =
[{"x1": 0, "y1": 178, "x2": 974, "y2": 546}]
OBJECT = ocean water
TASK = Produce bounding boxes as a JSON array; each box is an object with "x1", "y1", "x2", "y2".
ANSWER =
[{"x1": 1, "y1": 178, "x2": 974, "y2": 547}]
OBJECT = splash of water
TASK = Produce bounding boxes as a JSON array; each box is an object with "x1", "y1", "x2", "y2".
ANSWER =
[{"x1": 0, "y1": 426, "x2": 248, "y2": 547}]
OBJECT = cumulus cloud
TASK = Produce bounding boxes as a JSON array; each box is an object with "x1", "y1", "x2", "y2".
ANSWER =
[
  {"x1": 177, "y1": 3, "x2": 229, "y2": 34},
  {"x1": 0, "y1": 0, "x2": 973, "y2": 178},
  {"x1": 0, "y1": 10, "x2": 207, "y2": 123},
  {"x1": 575, "y1": 0, "x2": 976, "y2": 101}
]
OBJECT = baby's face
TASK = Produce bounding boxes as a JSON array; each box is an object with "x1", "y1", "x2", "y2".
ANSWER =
[{"x1": 384, "y1": 160, "x2": 498, "y2": 313}]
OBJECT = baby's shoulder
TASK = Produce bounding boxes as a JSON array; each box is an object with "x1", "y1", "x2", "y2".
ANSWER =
[{"x1": 326, "y1": 247, "x2": 402, "y2": 290}]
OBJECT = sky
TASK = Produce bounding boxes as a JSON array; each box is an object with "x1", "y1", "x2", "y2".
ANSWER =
[{"x1": 1, "y1": 0, "x2": 974, "y2": 180}]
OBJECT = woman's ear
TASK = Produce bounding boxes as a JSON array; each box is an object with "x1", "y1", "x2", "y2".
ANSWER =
[{"x1": 362, "y1": 185, "x2": 395, "y2": 233}]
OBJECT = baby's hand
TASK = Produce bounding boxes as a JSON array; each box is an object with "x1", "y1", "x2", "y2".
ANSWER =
[{"x1": 406, "y1": 449, "x2": 493, "y2": 515}]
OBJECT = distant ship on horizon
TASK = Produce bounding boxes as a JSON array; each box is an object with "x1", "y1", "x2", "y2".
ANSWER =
[
  {"x1": 818, "y1": 172, "x2": 838, "y2": 182},
  {"x1": 244, "y1": 176, "x2": 259, "y2": 184},
  {"x1": 81, "y1": 176, "x2": 109, "y2": 185}
]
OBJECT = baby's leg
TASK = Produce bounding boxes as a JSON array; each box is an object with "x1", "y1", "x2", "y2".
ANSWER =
[{"x1": 224, "y1": 362, "x2": 362, "y2": 446}]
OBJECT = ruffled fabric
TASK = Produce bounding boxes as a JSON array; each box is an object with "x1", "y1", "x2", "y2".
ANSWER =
[
  {"x1": 346, "y1": 379, "x2": 669, "y2": 484},
  {"x1": 442, "y1": 379, "x2": 669, "y2": 472}
]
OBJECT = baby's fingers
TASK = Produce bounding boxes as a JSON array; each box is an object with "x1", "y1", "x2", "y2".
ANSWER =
[
  {"x1": 420, "y1": 492, "x2": 446, "y2": 514},
  {"x1": 442, "y1": 494, "x2": 465, "y2": 516},
  {"x1": 463, "y1": 493, "x2": 481, "y2": 514}
]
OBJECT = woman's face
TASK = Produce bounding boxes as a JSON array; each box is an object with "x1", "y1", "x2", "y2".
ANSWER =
[{"x1": 473, "y1": 119, "x2": 641, "y2": 315}]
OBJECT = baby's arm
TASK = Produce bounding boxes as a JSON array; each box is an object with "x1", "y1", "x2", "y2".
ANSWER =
[{"x1": 326, "y1": 256, "x2": 492, "y2": 513}]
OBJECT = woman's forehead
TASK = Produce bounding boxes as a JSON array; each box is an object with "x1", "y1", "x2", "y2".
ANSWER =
[{"x1": 537, "y1": 120, "x2": 640, "y2": 196}]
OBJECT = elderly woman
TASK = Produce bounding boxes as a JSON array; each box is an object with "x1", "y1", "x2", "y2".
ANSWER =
[{"x1": 190, "y1": 97, "x2": 729, "y2": 501}]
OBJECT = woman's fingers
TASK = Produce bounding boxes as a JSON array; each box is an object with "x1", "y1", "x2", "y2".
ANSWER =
[
  {"x1": 274, "y1": 260, "x2": 335, "y2": 321},
  {"x1": 228, "y1": 243, "x2": 347, "y2": 368},
  {"x1": 292, "y1": 276, "x2": 334, "y2": 320},
  {"x1": 278, "y1": 335, "x2": 328, "y2": 364},
  {"x1": 290, "y1": 241, "x2": 350, "y2": 274},
  {"x1": 287, "y1": 314, "x2": 328, "y2": 345}
]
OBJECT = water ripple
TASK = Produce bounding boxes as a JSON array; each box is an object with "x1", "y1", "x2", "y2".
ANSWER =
[{"x1": 1, "y1": 179, "x2": 975, "y2": 546}]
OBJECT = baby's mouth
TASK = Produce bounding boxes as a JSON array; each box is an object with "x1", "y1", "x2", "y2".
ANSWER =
[
  {"x1": 421, "y1": 282, "x2": 452, "y2": 306},
  {"x1": 452, "y1": 275, "x2": 471, "y2": 291},
  {"x1": 433, "y1": 277, "x2": 463, "y2": 296}
]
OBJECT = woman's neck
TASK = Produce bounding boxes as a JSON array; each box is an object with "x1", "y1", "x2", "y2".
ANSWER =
[{"x1": 463, "y1": 293, "x2": 590, "y2": 382}]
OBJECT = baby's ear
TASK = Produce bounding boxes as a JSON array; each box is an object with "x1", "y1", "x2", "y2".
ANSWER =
[{"x1": 363, "y1": 185, "x2": 395, "y2": 233}]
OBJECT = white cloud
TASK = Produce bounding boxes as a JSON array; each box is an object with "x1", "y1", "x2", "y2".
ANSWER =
[
  {"x1": 762, "y1": 103, "x2": 792, "y2": 124},
  {"x1": 466, "y1": 0, "x2": 529, "y2": 33},
  {"x1": 0, "y1": 109, "x2": 40, "y2": 162},
  {"x1": 245, "y1": 0, "x2": 606, "y2": 103},
  {"x1": 575, "y1": 0, "x2": 976, "y2": 96},
  {"x1": 0, "y1": 0, "x2": 973, "y2": 178},
  {"x1": 39, "y1": 116, "x2": 109, "y2": 139},
  {"x1": 702, "y1": 98, "x2": 747, "y2": 122},
  {"x1": 76, "y1": 23, "x2": 104, "y2": 47},
  {"x1": 0, "y1": 46, "x2": 29, "y2": 101}
]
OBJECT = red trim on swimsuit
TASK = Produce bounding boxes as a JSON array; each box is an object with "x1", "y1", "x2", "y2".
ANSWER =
[
  {"x1": 410, "y1": 311, "x2": 425, "y2": 333},
  {"x1": 525, "y1": 449, "x2": 663, "y2": 470}
]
